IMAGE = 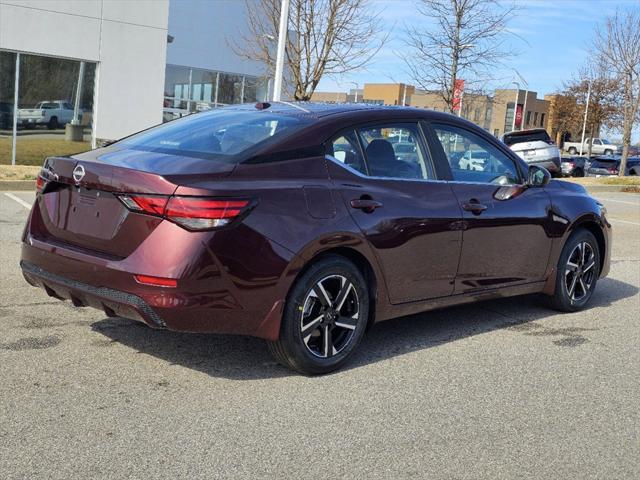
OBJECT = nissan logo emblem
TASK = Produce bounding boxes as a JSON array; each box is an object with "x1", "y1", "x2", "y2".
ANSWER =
[{"x1": 72, "y1": 164, "x2": 85, "y2": 184}]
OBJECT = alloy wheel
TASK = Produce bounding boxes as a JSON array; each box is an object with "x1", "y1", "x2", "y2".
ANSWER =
[
  {"x1": 300, "y1": 275, "x2": 360, "y2": 358},
  {"x1": 564, "y1": 241, "x2": 596, "y2": 302}
]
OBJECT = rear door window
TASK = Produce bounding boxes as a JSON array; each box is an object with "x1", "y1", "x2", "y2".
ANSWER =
[
  {"x1": 357, "y1": 124, "x2": 432, "y2": 180},
  {"x1": 327, "y1": 130, "x2": 367, "y2": 175}
]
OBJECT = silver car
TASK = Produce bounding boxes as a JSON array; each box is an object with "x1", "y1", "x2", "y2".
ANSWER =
[{"x1": 502, "y1": 129, "x2": 561, "y2": 174}]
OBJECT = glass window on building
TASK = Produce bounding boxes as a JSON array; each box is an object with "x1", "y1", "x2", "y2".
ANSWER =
[
  {"x1": 162, "y1": 65, "x2": 268, "y2": 122},
  {"x1": 540, "y1": 113, "x2": 545, "y2": 127},
  {"x1": 0, "y1": 51, "x2": 17, "y2": 164},
  {"x1": 504, "y1": 103, "x2": 515, "y2": 133},
  {"x1": 1, "y1": 50, "x2": 96, "y2": 166}
]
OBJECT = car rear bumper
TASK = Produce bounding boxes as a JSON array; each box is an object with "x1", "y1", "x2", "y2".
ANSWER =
[
  {"x1": 527, "y1": 157, "x2": 561, "y2": 172},
  {"x1": 21, "y1": 261, "x2": 167, "y2": 329},
  {"x1": 20, "y1": 234, "x2": 291, "y2": 340}
]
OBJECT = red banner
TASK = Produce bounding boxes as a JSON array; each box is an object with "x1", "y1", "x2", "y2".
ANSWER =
[
  {"x1": 453, "y1": 79, "x2": 464, "y2": 113},
  {"x1": 515, "y1": 104, "x2": 523, "y2": 128}
]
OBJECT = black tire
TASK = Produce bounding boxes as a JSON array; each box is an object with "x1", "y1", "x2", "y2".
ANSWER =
[
  {"x1": 574, "y1": 168, "x2": 585, "y2": 177},
  {"x1": 604, "y1": 149, "x2": 613, "y2": 156},
  {"x1": 548, "y1": 229, "x2": 600, "y2": 312},
  {"x1": 568, "y1": 147, "x2": 577, "y2": 155},
  {"x1": 47, "y1": 117, "x2": 59, "y2": 130},
  {"x1": 268, "y1": 255, "x2": 370, "y2": 375}
]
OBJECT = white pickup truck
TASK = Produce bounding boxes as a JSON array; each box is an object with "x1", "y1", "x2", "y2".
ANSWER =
[
  {"x1": 17, "y1": 100, "x2": 75, "y2": 129},
  {"x1": 563, "y1": 137, "x2": 619, "y2": 156}
]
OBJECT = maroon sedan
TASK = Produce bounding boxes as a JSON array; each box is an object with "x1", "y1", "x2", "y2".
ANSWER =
[{"x1": 21, "y1": 103, "x2": 611, "y2": 374}]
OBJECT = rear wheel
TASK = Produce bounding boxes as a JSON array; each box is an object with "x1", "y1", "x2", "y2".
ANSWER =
[
  {"x1": 574, "y1": 167, "x2": 584, "y2": 177},
  {"x1": 268, "y1": 255, "x2": 369, "y2": 375},
  {"x1": 548, "y1": 229, "x2": 600, "y2": 312}
]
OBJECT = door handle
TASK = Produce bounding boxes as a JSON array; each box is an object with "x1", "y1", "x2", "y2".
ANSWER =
[
  {"x1": 350, "y1": 198, "x2": 383, "y2": 213},
  {"x1": 462, "y1": 200, "x2": 488, "y2": 214}
]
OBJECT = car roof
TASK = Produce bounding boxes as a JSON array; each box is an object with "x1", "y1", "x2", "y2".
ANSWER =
[{"x1": 226, "y1": 101, "x2": 465, "y2": 122}]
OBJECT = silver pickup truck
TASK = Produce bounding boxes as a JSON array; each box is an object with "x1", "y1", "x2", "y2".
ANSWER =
[
  {"x1": 563, "y1": 137, "x2": 619, "y2": 156},
  {"x1": 17, "y1": 100, "x2": 75, "y2": 129}
]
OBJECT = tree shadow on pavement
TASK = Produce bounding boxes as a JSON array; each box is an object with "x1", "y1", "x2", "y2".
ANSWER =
[{"x1": 91, "y1": 277, "x2": 638, "y2": 380}]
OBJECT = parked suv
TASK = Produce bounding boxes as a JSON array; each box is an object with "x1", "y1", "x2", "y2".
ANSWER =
[
  {"x1": 561, "y1": 156, "x2": 588, "y2": 177},
  {"x1": 502, "y1": 129, "x2": 561, "y2": 174},
  {"x1": 587, "y1": 156, "x2": 640, "y2": 176}
]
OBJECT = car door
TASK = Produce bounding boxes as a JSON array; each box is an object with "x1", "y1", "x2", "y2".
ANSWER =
[
  {"x1": 427, "y1": 121, "x2": 553, "y2": 294},
  {"x1": 325, "y1": 122, "x2": 463, "y2": 304}
]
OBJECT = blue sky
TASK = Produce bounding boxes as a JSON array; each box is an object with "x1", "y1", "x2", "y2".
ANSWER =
[{"x1": 317, "y1": 0, "x2": 635, "y2": 103}]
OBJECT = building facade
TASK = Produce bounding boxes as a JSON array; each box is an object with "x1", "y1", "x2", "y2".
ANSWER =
[
  {"x1": 312, "y1": 82, "x2": 551, "y2": 138},
  {"x1": 0, "y1": 0, "x2": 269, "y2": 165}
]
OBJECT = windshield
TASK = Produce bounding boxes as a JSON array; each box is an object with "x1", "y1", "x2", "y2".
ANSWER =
[{"x1": 119, "y1": 109, "x2": 313, "y2": 161}]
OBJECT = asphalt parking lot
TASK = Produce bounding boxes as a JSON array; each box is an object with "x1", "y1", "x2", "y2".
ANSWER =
[{"x1": 1, "y1": 190, "x2": 638, "y2": 479}]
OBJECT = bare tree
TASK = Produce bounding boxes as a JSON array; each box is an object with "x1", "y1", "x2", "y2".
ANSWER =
[
  {"x1": 546, "y1": 92, "x2": 580, "y2": 148},
  {"x1": 564, "y1": 64, "x2": 620, "y2": 157},
  {"x1": 234, "y1": 0, "x2": 385, "y2": 101},
  {"x1": 594, "y1": 9, "x2": 640, "y2": 176},
  {"x1": 403, "y1": 0, "x2": 517, "y2": 113}
]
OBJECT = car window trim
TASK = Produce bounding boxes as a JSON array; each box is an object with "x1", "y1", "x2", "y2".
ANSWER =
[
  {"x1": 424, "y1": 119, "x2": 527, "y2": 185},
  {"x1": 324, "y1": 154, "x2": 450, "y2": 184}
]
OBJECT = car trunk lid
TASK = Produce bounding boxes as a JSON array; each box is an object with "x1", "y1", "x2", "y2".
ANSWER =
[{"x1": 32, "y1": 148, "x2": 236, "y2": 258}]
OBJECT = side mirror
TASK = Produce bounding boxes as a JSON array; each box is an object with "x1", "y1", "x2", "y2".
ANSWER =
[{"x1": 528, "y1": 165, "x2": 551, "y2": 187}]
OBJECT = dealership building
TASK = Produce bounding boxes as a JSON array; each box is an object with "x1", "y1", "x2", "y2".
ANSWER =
[{"x1": 0, "y1": 0, "x2": 268, "y2": 164}]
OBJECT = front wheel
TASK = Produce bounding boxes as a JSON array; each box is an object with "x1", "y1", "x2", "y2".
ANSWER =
[
  {"x1": 268, "y1": 255, "x2": 369, "y2": 375},
  {"x1": 604, "y1": 149, "x2": 613, "y2": 156},
  {"x1": 568, "y1": 147, "x2": 577, "y2": 154},
  {"x1": 548, "y1": 229, "x2": 600, "y2": 312}
]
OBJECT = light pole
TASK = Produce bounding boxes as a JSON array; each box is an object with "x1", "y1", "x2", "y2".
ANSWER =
[
  {"x1": 513, "y1": 69, "x2": 529, "y2": 130},
  {"x1": 579, "y1": 80, "x2": 591, "y2": 156},
  {"x1": 350, "y1": 82, "x2": 359, "y2": 103},
  {"x1": 272, "y1": 0, "x2": 290, "y2": 102},
  {"x1": 511, "y1": 81, "x2": 519, "y2": 133}
]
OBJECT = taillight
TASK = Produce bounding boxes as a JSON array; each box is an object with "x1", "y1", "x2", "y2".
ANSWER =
[
  {"x1": 117, "y1": 195, "x2": 252, "y2": 230},
  {"x1": 165, "y1": 197, "x2": 250, "y2": 230},
  {"x1": 35, "y1": 175, "x2": 45, "y2": 192},
  {"x1": 119, "y1": 195, "x2": 167, "y2": 215},
  {"x1": 134, "y1": 274, "x2": 177, "y2": 288}
]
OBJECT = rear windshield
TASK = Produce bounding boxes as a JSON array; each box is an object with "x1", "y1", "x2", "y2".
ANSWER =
[
  {"x1": 119, "y1": 109, "x2": 312, "y2": 161},
  {"x1": 502, "y1": 130, "x2": 551, "y2": 146},
  {"x1": 590, "y1": 158, "x2": 619, "y2": 168}
]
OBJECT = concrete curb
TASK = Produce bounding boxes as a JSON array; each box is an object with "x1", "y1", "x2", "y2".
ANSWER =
[{"x1": 0, "y1": 180, "x2": 35, "y2": 191}]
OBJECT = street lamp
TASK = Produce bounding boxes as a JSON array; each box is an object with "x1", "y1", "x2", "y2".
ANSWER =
[
  {"x1": 512, "y1": 69, "x2": 529, "y2": 131},
  {"x1": 511, "y1": 81, "x2": 519, "y2": 133},
  {"x1": 272, "y1": 0, "x2": 290, "y2": 102},
  {"x1": 350, "y1": 82, "x2": 359, "y2": 103}
]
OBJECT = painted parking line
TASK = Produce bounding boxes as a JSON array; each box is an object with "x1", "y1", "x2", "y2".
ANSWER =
[
  {"x1": 598, "y1": 198, "x2": 640, "y2": 206},
  {"x1": 609, "y1": 218, "x2": 640, "y2": 226},
  {"x1": 3, "y1": 192, "x2": 32, "y2": 210}
]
